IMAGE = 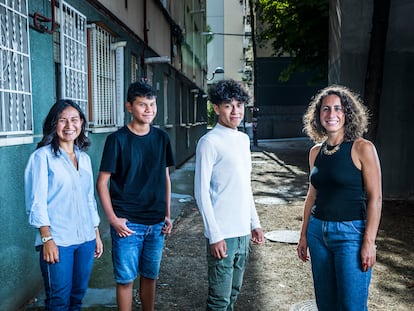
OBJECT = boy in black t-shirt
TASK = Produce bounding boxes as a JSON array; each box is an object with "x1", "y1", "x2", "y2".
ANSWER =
[{"x1": 97, "y1": 81, "x2": 175, "y2": 311}]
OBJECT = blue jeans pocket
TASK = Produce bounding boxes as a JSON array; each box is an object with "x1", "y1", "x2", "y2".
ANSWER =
[{"x1": 342, "y1": 220, "x2": 366, "y2": 235}]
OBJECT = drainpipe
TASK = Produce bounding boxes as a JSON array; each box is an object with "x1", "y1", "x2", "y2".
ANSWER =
[
  {"x1": 249, "y1": 0, "x2": 258, "y2": 146},
  {"x1": 141, "y1": 0, "x2": 149, "y2": 78}
]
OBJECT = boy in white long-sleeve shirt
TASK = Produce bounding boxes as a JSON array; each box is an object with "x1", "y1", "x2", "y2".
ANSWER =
[{"x1": 195, "y1": 79, "x2": 264, "y2": 310}]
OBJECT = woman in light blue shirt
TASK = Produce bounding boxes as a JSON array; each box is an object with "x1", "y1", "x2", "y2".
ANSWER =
[{"x1": 25, "y1": 99, "x2": 103, "y2": 310}]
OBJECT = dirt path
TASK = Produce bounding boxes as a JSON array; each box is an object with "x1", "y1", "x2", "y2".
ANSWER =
[
  {"x1": 154, "y1": 142, "x2": 414, "y2": 310},
  {"x1": 23, "y1": 140, "x2": 413, "y2": 311}
]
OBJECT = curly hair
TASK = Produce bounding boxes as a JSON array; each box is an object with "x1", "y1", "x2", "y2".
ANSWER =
[
  {"x1": 208, "y1": 79, "x2": 250, "y2": 105},
  {"x1": 303, "y1": 85, "x2": 369, "y2": 143},
  {"x1": 37, "y1": 99, "x2": 91, "y2": 155}
]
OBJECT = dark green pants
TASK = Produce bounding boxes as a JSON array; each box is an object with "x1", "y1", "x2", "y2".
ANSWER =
[{"x1": 206, "y1": 235, "x2": 250, "y2": 311}]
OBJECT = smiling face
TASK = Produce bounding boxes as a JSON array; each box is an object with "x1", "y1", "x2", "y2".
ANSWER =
[
  {"x1": 213, "y1": 99, "x2": 245, "y2": 129},
  {"x1": 56, "y1": 106, "x2": 83, "y2": 144},
  {"x1": 127, "y1": 96, "x2": 157, "y2": 125},
  {"x1": 319, "y1": 94, "x2": 345, "y2": 135}
]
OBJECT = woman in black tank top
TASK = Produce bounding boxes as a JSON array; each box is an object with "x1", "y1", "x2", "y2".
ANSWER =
[{"x1": 297, "y1": 85, "x2": 382, "y2": 311}]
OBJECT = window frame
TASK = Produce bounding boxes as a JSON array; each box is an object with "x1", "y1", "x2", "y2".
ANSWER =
[
  {"x1": 0, "y1": 0, "x2": 33, "y2": 146},
  {"x1": 87, "y1": 23, "x2": 125, "y2": 133}
]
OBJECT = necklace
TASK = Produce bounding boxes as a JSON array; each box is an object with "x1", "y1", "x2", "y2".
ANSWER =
[{"x1": 322, "y1": 141, "x2": 341, "y2": 155}]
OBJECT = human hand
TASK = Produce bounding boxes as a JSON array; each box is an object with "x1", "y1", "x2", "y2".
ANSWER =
[
  {"x1": 361, "y1": 241, "x2": 377, "y2": 272},
  {"x1": 251, "y1": 228, "x2": 264, "y2": 244},
  {"x1": 94, "y1": 234, "x2": 104, "y2": 258},
  {"x1": 210, "y1": 240, "x2": 228, "y2": 259},
  {"x1": 111, "y1": 217, "x2": 135, "y2": 237},
  {"x1": 43, "y1": 240, "x2": 59, "y2": 264},
  {"x1": 162, "y1": 217, "x2": 173, "y2": 234},
  {"x1": 297, "y1": 236, "x2": 309, "y2": 262}
]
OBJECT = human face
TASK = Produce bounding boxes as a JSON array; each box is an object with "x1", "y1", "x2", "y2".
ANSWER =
[
  {"x1": 56, "y1": 106, "x2": 83, "y2": 144},
  {"x1": 127, "y1": 96, "x2": 157, "y2": 125},
  {"x1": 213, "y1": 99, "x2": 244, "y2": 129},
  {"x1": 319, "y1": 95, "x2": 345, "y2": 135}
]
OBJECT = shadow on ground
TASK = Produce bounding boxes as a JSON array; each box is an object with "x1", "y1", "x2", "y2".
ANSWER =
[{"x1": 22, "y1": 139, "x2": 414, "y2": 310}]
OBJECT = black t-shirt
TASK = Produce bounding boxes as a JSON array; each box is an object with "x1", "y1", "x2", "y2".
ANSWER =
[{"x1": 99, "y1": 126, "x2": 175, "y2": 224}]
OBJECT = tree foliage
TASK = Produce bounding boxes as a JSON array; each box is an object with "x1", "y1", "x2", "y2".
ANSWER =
[{"x1": 256, "y1": 0, "x2": 328, "y2": 83}]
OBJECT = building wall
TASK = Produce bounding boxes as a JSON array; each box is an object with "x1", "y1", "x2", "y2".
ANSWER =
[
  {"x1": 330, "y1": 0, "x2": 414, "y2": 199},
  {"x1": 206, "y1": 0, "x2": 251, "y2": 83},
  {"x1": 252, "y1": 1, "x2": 327, "y2": 140},
  {"x1": 0, "y1": 11, "x2": 58, "y2": 308},
  {"x1": 97, "y1": 0, "x2": 145, "y2": 39},
  {"x1": 223, "y1": 0, "x2": 245, "y2": 81},
  {"x1": 255, "y1": 58, "x2": 324, "y2": 139},
  {"x1": 206, "y1": 0, "x2": 225, "y2": 80}
]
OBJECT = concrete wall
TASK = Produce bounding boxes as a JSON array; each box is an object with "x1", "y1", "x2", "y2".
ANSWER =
[
  {"x1": 376, "y1": 0, "x2": 414, "y2": 198},
  {"x1": 330, "y1": 0, "x2": 414, "y2": 199},
  {"x1": 254, "y1": 57, "x2": 325, "y2": 139}
]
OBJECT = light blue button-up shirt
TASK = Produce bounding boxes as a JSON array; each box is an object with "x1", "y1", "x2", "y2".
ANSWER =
[{"x1": 25, "y1": 145, "x2": 100, "y2": 247}]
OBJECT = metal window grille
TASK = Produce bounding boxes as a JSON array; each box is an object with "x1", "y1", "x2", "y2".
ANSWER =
[
  {"x1": 131, "y1": 53, "x2": 138, "y2": 83},
  {"x1": 163, "y1": 75, "x2": 168, "y2": 124},
  {"x1": 147, "y1": 65, "x2": 153, "y2": 85},
  {"x1": 179, "y1": 87, "x2": 183, "y2": 126},
  {"x1": 88, "y1": 24, "x2": 125, "y2": 128},
  {"x1": 0, "y1": 0, "x2": 33, "y2": 136},
  {"x1": 59, "y1": 1, "x2": 88, "y2": 114},
  {"x1": 193, "y1": 94, "x2": 197, "y2": 123}
]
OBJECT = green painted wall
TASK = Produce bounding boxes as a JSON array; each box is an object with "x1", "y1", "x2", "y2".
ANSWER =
[{"x1": 0, "y1": 11, "x2": 57, "y2": 308}]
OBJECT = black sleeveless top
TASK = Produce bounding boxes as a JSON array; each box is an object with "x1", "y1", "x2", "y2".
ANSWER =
[{"x1": 310, "y1": 141, "x2": 366, "y2": 221}]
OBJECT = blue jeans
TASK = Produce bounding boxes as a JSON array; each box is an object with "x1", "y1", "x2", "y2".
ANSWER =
[
  {"x1": 206, "y1": 235, "x2": 250, "y2": 311},
  {"x1": 111, "y1": 221, "x2": 165, "y2": 284},
  {"x1": 307, "y1": 216, "x2": 372, "y2": 311},
  {"x1": 39, "y1": 239, "x2": 95, "y2": 311}
]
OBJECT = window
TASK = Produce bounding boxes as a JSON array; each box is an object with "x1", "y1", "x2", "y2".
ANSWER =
[
  {"x1": 193, "y1": 93, "x2": 198, "y2": 124},
  {"x1": 131, "y1": 53, "x2": 138, "y2": 83},
  {"x1": 0, "y1": 0, "x2": 33, "y2": 144},
  {"x1": 58, "y1": 1, "x2": 88, "y2": 114},
  {"x1": 163, "y1": 75, "x2": 172, "y2": 127},
  {"x1": 146, "y1": 65, "x2": 154, "y2": 85},
  {"x1": 87, "y1": 23, "x2": 125, "y2": 131},
  {"x1": 179, "y1": 86, "x2": 184, "y2": 127}
]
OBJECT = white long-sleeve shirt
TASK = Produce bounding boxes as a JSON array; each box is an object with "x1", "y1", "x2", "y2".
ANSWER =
[{"x1": 194, "y1": 123, "x2": 261, "y2": 244}]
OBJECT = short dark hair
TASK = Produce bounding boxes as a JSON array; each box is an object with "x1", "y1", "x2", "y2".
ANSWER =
[
  {"x1": 37, "y1": 99, "x2": 90, "y2": 155},
  {"x1": 208, "y1": 79, "x2": 250, "y2": 105},
  {"x1": 127, "y1": 81, "x2": 156, "y2": 103}
]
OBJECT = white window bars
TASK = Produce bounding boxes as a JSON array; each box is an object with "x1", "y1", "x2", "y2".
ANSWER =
[
  {"x1": 0, "y1": 0, "x2": 33, "y2": 137},
  {"x1": 131, "y1": 53, "x2": 138, "y2": 83},
  {"x1": 88, "y1": 23, "x2": 125, "y2": 129},
  {"x1": 59, "y1": 1, "x2": 88, "y2": 115}
]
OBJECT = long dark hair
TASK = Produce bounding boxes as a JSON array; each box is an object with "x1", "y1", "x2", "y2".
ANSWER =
[{"x1": 37, "y1": 99, "x2": 91, "y2": 155}]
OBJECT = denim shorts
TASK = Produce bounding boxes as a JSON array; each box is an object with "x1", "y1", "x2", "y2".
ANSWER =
[{"x1": 111, "y1": 221, "x2": 165, "y2": 284}]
